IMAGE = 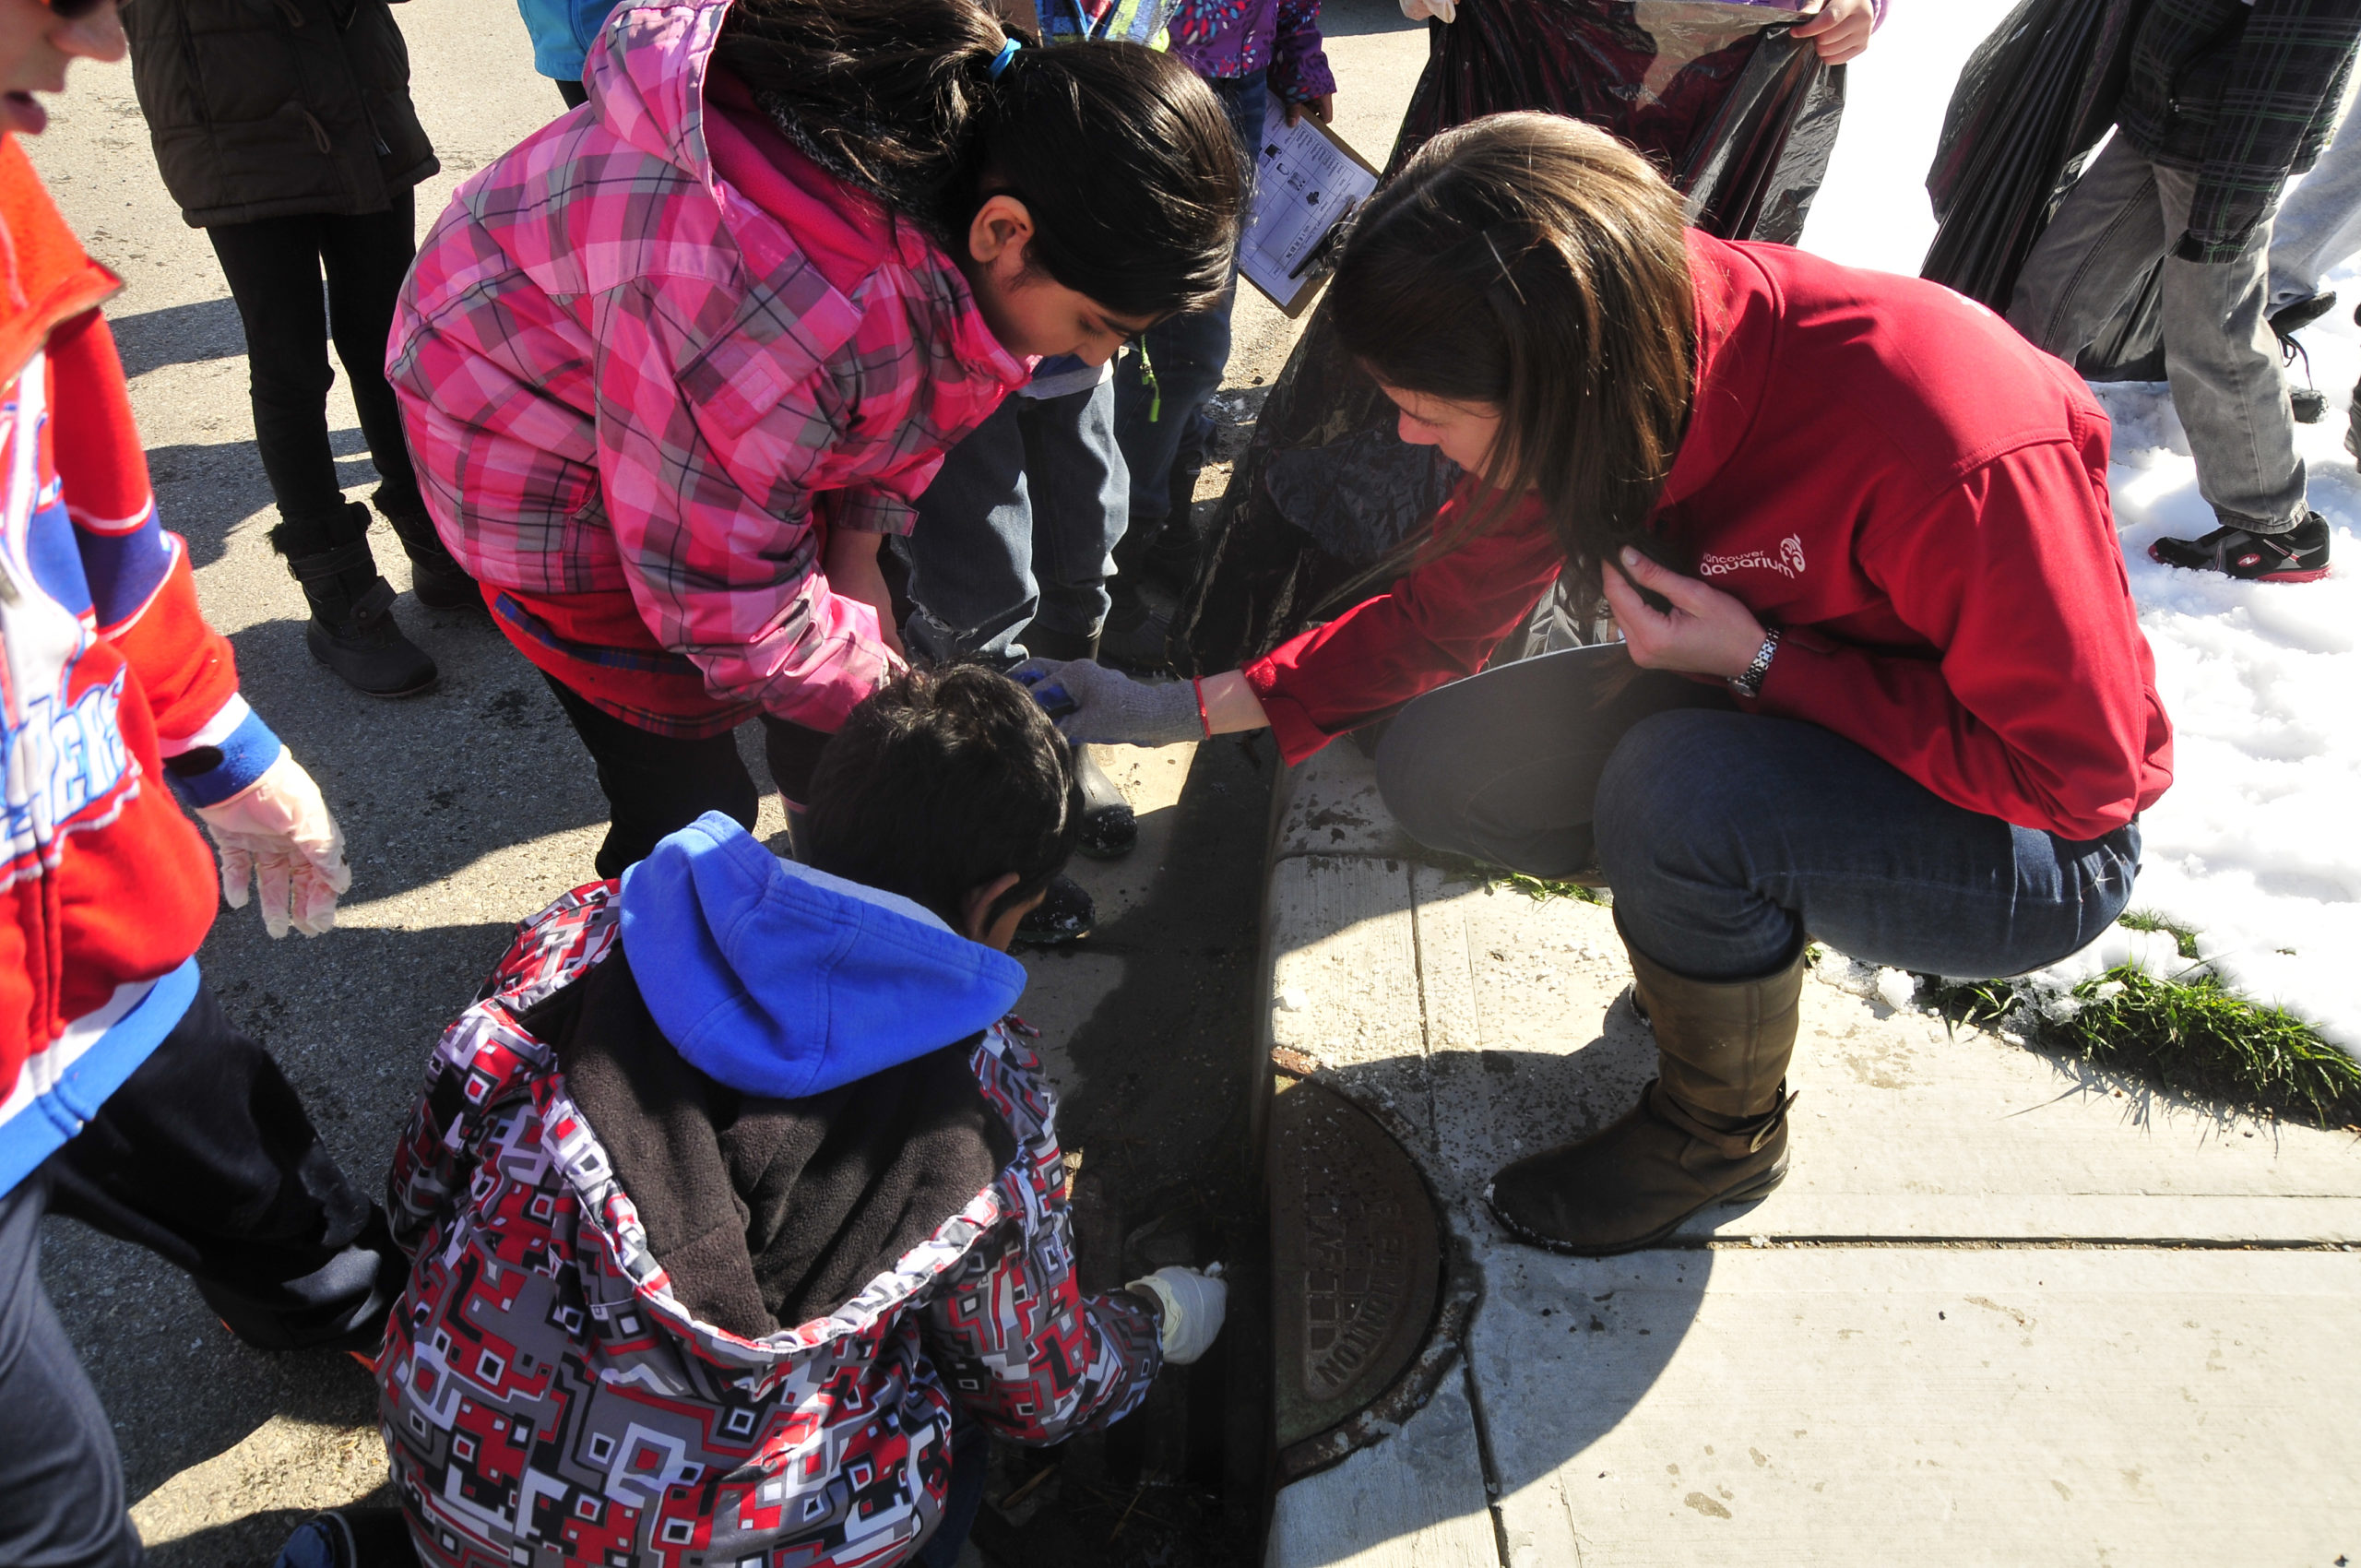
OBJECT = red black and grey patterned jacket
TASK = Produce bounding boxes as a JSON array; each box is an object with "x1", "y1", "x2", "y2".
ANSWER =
[{"x1": 379, "y1": 854, "x2": 1161, "y2": 1568}]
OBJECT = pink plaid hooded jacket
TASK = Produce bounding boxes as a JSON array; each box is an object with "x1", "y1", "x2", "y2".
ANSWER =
[{"x1": 387, "y1": 0, "x2": 1029, "y2": 736}]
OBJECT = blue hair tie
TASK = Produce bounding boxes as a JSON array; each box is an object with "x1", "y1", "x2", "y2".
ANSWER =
[{"x1": 989, "y1": 37, "x2": 1022, "y2": 78}]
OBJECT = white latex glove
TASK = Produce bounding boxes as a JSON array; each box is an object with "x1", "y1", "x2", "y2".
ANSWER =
[
  {"x1": 1400, "y1": 0, "x2": 1456, "y2": 22},
  {"x1": 194, "y1": 750, "x2": 351, "y2": 938},
  {"x1": 1127, "y1": 1264, "x2": 1228, "y2": 1366}
]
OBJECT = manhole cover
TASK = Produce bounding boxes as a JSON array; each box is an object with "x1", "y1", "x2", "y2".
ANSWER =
[{"x1": 1268, "y1": 1075, "x2": 1442, "y2": 1452}]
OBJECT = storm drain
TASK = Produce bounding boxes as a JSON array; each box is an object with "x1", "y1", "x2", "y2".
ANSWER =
[{"x1": 1267, "y1": 1075, "x2": 1446, "y2": 1473}]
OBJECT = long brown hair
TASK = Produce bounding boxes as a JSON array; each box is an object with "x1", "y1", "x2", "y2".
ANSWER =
[{"x1": 1327, "y1": 113, "x2": 1697, "y2": 600}]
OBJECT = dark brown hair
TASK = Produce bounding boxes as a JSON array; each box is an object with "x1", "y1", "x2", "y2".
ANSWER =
[
  {"x1": 715, "y1": 0, "x2": 1243, "y2": 317},
  {"x1": 1327, "y1": 113, "x2": 1698, "y2": 600},
  {"x1": 806, "y1": 665, "x2": 1080, "y2": 930}
]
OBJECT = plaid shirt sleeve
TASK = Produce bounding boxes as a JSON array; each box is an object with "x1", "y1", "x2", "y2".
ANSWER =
[{"x1": 2179, "y1": 0, "x2": 2361, "y2": 262}]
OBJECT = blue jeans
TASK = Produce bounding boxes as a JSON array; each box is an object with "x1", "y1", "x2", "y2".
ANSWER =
[
  {"x1": 1112, "y1": 70, "x2": 1268, "y2": 529},
  {"x1": 1375, "y1": 653, "x2": 2142, "y2": 983},
  {"x1": 903, "y1": 378, "x2": 1129, "y2": 665},
  {"x1": 913, "y1": 1408, "x2": 987, "y2": 1568}
]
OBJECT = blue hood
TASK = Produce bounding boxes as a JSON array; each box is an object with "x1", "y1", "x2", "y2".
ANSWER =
[{"x1": 616, "y1": 814, "x2": 1027, "y2": 1099}]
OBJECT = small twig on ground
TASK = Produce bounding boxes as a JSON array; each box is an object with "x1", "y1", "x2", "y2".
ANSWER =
[
  {"x1": 997, "y1": 1463, "x2": 1059, "y2": 1513},
  {"x1": 1108, "y1": 1484, "x2": 1149, "y2": 1544}
]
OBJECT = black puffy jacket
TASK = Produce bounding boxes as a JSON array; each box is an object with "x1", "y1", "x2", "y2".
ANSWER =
[{"x1": 124, "y1": 0, "x2": 439, "y2": 228}]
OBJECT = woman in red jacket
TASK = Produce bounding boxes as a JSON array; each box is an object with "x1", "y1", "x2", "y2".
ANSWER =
[{"x1": 1017, "y1": 113, "x2": 2173, "y2": 1257}]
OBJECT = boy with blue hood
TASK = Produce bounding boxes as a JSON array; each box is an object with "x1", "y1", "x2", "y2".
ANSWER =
[{"x1": 299, "y1": 667, "x2": 1224, "y2": 1568}]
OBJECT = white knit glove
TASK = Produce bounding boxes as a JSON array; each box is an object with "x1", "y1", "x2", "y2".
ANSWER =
[
  {"x1": 1400, "y1": 0, "x2": 1456, "y2": 21},
  {"x1": 1011, "y1": 658, "x2": 1205, "y2": 747},
  {"x1": 194, "y1": 750, "x2": 351, "y2": 938},
  {"x1": 1127, "y1": 1265, "x2": 1228, "y2": 1365}
]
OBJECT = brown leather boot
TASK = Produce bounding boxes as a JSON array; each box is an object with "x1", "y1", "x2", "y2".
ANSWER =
[{"x1": 1486, "y1": 932, "x2": 1804, "y2": 1256}]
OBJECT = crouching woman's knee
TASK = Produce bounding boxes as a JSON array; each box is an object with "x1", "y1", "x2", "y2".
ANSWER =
[
  {"x1": 1592, "y1": 708, "x2": 1751, "y2": 895},
  {"x1": 1371, "y1": 707, "x2": 1488, "y2": 862}
]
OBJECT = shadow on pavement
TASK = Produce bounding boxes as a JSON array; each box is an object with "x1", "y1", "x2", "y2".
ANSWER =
[
  {"x1": 219, "y1": 613, "x2": 617, "y2": 906},
  {"x1": 148, "y1": 431, "x2": 375, "y2": 570},
  {"x1": 110, "y1": 296, "x2": 247, "y2": 380},
  {"x1": 43, "y1": 921, "x2": 518, "y2": 1551},
  {"x1": 1320, "y1": 0, "x2": 1428, "y2": 42},
  {"x1": 974, "y1": 732, "x2": 1276, "y2": 1568}
]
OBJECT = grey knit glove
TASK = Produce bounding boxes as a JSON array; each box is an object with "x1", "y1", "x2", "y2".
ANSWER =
[{"x1": 1011, "y1": 658, "x2": 1205, "y2": 746}]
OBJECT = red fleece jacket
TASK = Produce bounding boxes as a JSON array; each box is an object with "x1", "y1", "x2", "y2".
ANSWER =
[{"x1": 1244, "y1": 232, "x2": 2173, "y2": 841}]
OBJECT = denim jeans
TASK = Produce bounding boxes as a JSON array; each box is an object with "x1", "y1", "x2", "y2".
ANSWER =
[
  {"x1": 2009, "y1": 135, "x2": 2307, "y2": 533},
  {"x1": 903, "y1": 377, "x2": 1128, "y2": 665},
  {"x1": 912, "y1": 1408, "x2": 987, "y2": 1568},
  {"x1": 2269, "y1": 99, "x2": 2361, "y2": 313},
  {"x1": 1374, "y1": 651, "x2": 2142, "y2": 983},
  {"x1": 1111, "y1": 70, "x2": 1268, "y2": 530}
]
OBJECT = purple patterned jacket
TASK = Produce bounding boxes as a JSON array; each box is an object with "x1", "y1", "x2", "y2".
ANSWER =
[{"x1": 1169, "y1": 0, "x2": 1336, "y2": 101}]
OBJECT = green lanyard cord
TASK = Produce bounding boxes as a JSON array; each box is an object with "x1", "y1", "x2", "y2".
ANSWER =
[{"x1": 1136, "y1": 339, "x2": 1161, "y2": 424}]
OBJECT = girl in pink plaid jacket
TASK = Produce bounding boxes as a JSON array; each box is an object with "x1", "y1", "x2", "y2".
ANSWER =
[{"x1": 387, "y1": 0, "x2": 1242, "y2": 878}]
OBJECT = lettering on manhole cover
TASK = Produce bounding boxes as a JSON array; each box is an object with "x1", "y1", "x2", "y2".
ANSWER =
[{"x1": 1269, "y1": 1077, "x2": 1442, "y2": 1449}]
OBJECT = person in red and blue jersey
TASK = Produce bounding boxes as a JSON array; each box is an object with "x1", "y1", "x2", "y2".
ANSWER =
[{"x1": 0, "y1": 4, "x2": 404, "y2": 1562}]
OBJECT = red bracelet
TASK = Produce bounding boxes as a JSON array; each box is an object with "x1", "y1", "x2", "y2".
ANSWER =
[{"x1": 1192, "y1": 675, "x2": 1212, "y2": 740}]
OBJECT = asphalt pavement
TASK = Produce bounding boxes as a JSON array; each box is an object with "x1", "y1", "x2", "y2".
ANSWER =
[{"x1": 25, "y1": 0, "x2": 1430, "y2": 1562}]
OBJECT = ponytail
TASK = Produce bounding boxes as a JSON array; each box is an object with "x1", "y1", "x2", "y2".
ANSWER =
[
  {"x1": 1326, "y1": 113, "x2": 1697, "y2": 603},
  {"x1": 715, "y1": 0, "x2": 1242, "y2": 317}
]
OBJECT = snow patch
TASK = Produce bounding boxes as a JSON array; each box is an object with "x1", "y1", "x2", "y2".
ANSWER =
[{"x1": 1797, "y1": 0, "x2": 2361, "y2": 1051}]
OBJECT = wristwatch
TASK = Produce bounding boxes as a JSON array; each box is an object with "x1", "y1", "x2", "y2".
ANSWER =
[{"x1": 1728, "y1": 627, "x2": 1781, "y2": 700}]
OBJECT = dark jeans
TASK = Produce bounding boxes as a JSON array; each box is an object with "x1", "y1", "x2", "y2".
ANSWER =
[
  {"x1": 0, "y1": 984, "x2": 402, "y2": 1568},
  {"x1": 913, "y1": 1408, "x2": 987, "y2": 1568},
  {"x1": 1111, "y1": 70, "x2": 1267, "y2": 530},
  {"x1": 208, "y1": 194, "x2": 422, "y2": 545},
  {"x1": 904, "y1": 379, "x2": 1128, "y2": 665},
  {"x1": 555, "y1": 77, "x2": 588, "y2": 109},
  {"x1": 1375, "y1": 650, "x2": 2142, "y2": 982},
  {"x1": 543, "y1": 674, "x2": 831, "y2": 878}
]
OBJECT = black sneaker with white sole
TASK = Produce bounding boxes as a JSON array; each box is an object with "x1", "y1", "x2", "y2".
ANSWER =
[{"x1": 2148, "y1": 511, "x2": 2331, "y2": 582}]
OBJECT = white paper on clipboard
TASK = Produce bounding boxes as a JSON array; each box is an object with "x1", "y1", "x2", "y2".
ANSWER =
[{"x1": 1238, "y1": 96, "x2": 1381, "y2": 316}]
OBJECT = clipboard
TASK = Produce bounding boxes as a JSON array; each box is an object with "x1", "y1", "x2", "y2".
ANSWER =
[{"x1": 1238, "y1": 98, "x2": 1382, "y2": 318}]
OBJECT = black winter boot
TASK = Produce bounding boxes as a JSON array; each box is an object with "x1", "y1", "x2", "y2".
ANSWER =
[
  {"x1": 1023, "y1": 625, "x2": 1138, "y2": 859},
  {"x1": 374, "y1": 488, "x2": 481, "y2": 611},
  {"x1": 1487, "y1": 931, "x2": 1803, "y2": 1255},
  {"x1": 274, "y1": 506, "x2": 438, "y2": 698}
]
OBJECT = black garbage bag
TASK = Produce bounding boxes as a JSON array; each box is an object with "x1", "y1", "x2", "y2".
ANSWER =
[
  {"x1": 1919, "y1": 0, "x2": 2151, "y2": 310},
  {"x1": 1172, "y1": 1, "x2": 1845, "y2": 677}
]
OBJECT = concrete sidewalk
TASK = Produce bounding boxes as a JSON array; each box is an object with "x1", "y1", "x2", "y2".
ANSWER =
[{"x1": 1260, "y1": 742, "x2": 2361, "y2": 1567}]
